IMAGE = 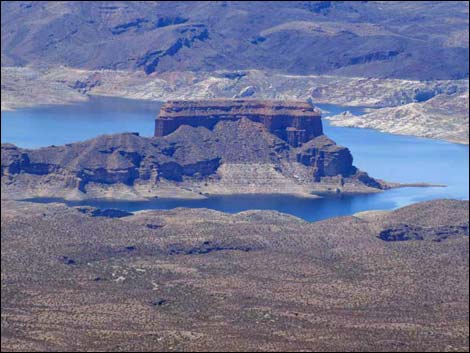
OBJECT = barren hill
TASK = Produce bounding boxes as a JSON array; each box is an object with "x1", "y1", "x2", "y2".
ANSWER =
[{"x1": 1, "y1": 198, "x2": 468, "y2": 350}]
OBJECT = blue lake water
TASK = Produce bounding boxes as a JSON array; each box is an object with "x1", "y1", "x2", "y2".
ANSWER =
[
  {"x1": 2, "y1": 96, "x2": 468, "y2": 221},
  {"x1": 1, "y1": 96, "x2": 162, "y2": 148}
]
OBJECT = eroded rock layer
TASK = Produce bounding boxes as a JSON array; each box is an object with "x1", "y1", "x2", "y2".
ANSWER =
[{"x1": 155, "y1": 99, "x2": 323, "y2": 147}]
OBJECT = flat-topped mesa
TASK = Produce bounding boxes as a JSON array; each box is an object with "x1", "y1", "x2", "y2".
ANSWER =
[{"x1": 155, "y1": 99, "x2": 323, "y2": 147}]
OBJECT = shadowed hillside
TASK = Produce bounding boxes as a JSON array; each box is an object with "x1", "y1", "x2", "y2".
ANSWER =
[{"x1": 1, "y1": 1, "x2": 468, "y2": 79}]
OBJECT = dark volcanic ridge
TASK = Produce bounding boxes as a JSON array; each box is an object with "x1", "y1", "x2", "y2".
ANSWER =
[{"x1": 1, "y1": 100, "x2": 395, "y2": 200}]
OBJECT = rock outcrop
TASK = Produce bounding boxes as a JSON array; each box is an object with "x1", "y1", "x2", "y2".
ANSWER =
[
  {"x1": 378, "y1": 223, "x2": 469, "y2": 242},
  {"x1": 1, "y1": 100, "x2": 391, "y2": 200},
  {"x1": 155, "y1": 99, "x2": 323, "y2": 147}
]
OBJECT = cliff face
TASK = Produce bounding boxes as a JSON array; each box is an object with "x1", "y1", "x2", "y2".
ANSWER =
[
  {"x1": 155, "y1": 100, "x2": 323, "y2": 147},
  {"x1": 1, "y1": 100, "x2": 387, "y2": 200}
]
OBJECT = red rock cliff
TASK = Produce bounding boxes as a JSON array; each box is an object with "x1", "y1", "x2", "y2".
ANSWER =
[{"x1": 155, "y1": 99, "x2": 323, "y2": 147}]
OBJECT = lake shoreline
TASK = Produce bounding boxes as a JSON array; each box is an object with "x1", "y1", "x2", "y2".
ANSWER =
[{"x1": 1, "y1": 96, "x2": 468, "y2": 221}]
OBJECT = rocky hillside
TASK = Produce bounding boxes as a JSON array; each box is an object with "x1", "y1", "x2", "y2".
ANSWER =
[
  {"x1": 328, "y1": 92, "x2": 470, "y2": 144},
  {"x1": 1, "y1": 100, "x2": 387, "y2": 200},
  {"x1": 1, "y1": 1, "x2": 468, "y2": 80},
  {"x1": 1, "y1": 198, "x2": 468, "y2": 351},
  {"x1": 3, "y1": 67, "x2": 469, "y2": 112}
]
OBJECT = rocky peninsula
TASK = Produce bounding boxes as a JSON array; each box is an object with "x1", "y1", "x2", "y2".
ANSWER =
[{"x1": 1, "y1": 99, "x2": 393, "y2": 201}]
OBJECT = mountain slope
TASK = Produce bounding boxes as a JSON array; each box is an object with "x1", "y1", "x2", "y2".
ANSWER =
[{"x1": 1, "y1": 1, "x2": 468, "y2": 79}]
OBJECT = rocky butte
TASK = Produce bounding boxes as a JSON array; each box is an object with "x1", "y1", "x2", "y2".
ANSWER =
[
  {"x1": 1, "y1": 99, "x2": 394, "y2": 201},
  {"x1": 155, "y1": 99, "x2": 323, "y2": 147}
]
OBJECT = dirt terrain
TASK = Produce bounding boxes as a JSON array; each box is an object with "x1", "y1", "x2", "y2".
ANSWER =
[{"x1": 1, "y1": 199, "x2": 468, "y2": 351}]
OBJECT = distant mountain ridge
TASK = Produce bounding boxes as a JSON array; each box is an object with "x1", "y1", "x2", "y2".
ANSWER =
[{"x1": 1, "y1": 1, "x2": 468, "y2": 80}]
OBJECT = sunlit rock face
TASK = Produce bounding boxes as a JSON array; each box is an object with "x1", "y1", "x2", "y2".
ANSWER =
[{"x1": 155, "y1": 99, "x2": 323, "y2": 147}]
